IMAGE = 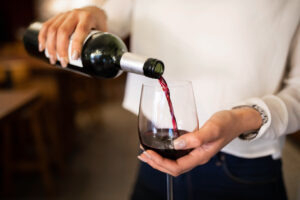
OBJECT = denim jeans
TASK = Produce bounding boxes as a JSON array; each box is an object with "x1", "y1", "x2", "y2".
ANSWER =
[{"x1": 131, "y1": 152, "x2": 287, "y2": 200}]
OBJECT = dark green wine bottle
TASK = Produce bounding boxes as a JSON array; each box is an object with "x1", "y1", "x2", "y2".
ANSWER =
[{"x1": 23, "y1": 22, "x2": 164, "y2": 79}]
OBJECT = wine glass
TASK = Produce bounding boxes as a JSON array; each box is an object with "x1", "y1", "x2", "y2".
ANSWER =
[{"x1": 138, "y1": 79, "x2": 199, "y2": 200}]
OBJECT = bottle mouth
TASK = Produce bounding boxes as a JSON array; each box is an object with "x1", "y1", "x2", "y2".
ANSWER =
[
  {"x1": 143, "y1": 58, "x2": 165, "y2": 79},
  {"x1": 142, "y1": 80, "x2": 192, "y2": 88}
]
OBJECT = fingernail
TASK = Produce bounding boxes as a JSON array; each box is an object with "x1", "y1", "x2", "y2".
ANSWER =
[
  {"x1": 138, "y1": 156, "x2": 147, "y2": 163},
  {"x1": 143, "y1": 151, "x2": 151, "y2": 159},
  {"x1": 49, "y1": 56, "x2": 56, "y2": 65},
  {"x1": 174, "y1": 139, "x2": 186, "y2": 149},
  {"x1": 139, "y1": 144, "x2": 144, "y2": 150},
  {"x1": 60, "y1": 57, "x2": 68, "y2": 68},
  {"x1": 72, "y1": 50, "x2": 79, "y2": 60},
  {"x1": 39, "y1": 44, "x2": 43, "y2": 52}
]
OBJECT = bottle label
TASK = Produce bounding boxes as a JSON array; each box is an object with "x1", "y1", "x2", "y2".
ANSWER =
[
  {"x1": 45, "y1": 30, "x2": 100, "y2": 68},
  {"x1": 30, "y1": 22, "x2": 42, "y2": 30},
  {"x1": 120, "y1": 52, "x2": 147, "y2": 75}
]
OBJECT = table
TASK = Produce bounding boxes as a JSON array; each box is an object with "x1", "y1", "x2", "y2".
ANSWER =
[
  {"x1": 0, "y1": 87, "x2": 55, "y2": 195},
  {"x1": 0, "y1": 88, "x2": 40, "y2": 120}
]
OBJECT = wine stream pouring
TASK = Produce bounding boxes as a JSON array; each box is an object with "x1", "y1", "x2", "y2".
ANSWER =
[
  {"x1": 158, "y1": 76, "x2": 179, "y2": 138},
  {"x1": 23, "y1": 22, "x2": 164, "y2": 79}
]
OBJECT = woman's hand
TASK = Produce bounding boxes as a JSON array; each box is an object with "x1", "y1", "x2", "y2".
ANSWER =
[
  {"x1": 138, "y1": 107, "x2": 262, "y2": 177},
  {"x1": 38, "y1": 6, "x2": 107, "y2": 67}
]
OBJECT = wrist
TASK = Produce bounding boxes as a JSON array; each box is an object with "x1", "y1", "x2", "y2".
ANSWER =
[{"x1": 230, "y1": 107, "x2": 262, "y2": 136}]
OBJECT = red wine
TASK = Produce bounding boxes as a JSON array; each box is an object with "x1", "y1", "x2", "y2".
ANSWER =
[
  {"x1": 159, "y1": 76, "x2": 179, "y2": 137},
  {"x1": 140, "y1": 129, "x2": 192, "y2": 160},
  {"x1": 23, "y1": 22, "x2": 164, "y2": 79}
]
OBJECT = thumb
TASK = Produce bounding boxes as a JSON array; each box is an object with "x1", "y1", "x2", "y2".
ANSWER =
[{"x1": 173, "y1": 125, "x2": 220, "y2": 150}]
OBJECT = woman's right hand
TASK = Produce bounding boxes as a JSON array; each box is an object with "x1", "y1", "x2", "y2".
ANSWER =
[{"x1": 38, "y1": 6, "x2": 107, "y2": 67}]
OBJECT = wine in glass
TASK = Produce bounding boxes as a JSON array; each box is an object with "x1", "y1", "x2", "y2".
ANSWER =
[{"x1": 138, "y1": 78, "x2": 199, "y2": 200}]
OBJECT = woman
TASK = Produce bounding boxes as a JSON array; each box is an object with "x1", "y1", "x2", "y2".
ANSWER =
[{"x1": 38, "y1": 0, "x2": 300, "y2": 199}]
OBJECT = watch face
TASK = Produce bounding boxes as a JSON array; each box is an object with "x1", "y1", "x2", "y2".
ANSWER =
[{"x1": 239, "y1": 131, "x2": 258, "y2": 140}]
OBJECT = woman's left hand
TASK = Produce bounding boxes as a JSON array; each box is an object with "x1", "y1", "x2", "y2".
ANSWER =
[{"x1": 138, "y1": 108, "x2": 262, "y2": 177}]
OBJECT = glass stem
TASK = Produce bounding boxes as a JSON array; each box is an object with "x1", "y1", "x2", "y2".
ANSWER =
[{"x1": 167, "y1": 174, "x2": 173, "y2": 200}]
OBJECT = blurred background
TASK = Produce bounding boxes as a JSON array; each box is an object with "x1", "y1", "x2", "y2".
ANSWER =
[{"x1": 0, "y1": 0, "x2": 299, "y2": 199}]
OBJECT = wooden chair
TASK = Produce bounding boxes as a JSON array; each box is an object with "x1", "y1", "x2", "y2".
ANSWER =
[{"x1": 1, "y1": 93, "x2": 64, "y2": 196}]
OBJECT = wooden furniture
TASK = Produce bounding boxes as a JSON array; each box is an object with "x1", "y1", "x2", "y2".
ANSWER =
[{"x1": 0, "y1": 87, "x2": 63, "y2": 195}]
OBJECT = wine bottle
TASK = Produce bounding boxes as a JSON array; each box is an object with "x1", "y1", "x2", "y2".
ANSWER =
[{"x1": 23, "y1": 22, "x2": 164, "y2": 79}]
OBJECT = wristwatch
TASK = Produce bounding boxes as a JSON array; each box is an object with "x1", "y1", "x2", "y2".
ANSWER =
[{"x1": 232, "y1": 104, "x2": 268, "y2": 140}]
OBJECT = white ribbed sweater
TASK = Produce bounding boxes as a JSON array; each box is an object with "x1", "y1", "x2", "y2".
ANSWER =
[{"x1": 102, "y1": 0, "x2": 300, "y2": 159}]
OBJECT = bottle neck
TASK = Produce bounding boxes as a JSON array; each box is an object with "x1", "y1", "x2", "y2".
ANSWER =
[
  {"x1": 119, "y1": 53, "x2": 164, "y2": 79},
  {"x1": 119, "y1": 52, "x2": 147, "y2": 75}
]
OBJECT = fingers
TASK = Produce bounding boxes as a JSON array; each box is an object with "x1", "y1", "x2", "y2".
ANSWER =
[
  {"x1": 70, "y1": 20, "x2": 91, "y2": 60},
  {"x1": 138, "y1": 151, "x2": 178, "y2": 176},
  {"x1": 38, "y1": 14, "x2": 62, "y2": 52},
  {"x1": 139, "y1": 144, "x2": 144, "y2": 150},
  {"x1": 173, "y1": 132, "x2": 202, "y2": 150},
  {"x1": 37, "y1": 6, "x2": 108, "y2": 68},
  {"x1": 56, "y1": 14, "x2": 78, "y2": 67},
  {"x1": 138, "y1": 141, "x2": 222, "y2": 176},
  {"x1": 173, "y1": 122, "x2": 221, "y2": 150},
  {"x1": 176, "y1": 146, "x2": 214, "y2": 168},
  {"x1": 137, "y1": 113, "x2": 237, "y2": 176},
  {"x1": 138, "y1": 149, "x2": 206, "y2": 177},
  {"x1": 46, "y1": 14, "x2": 67, "y2": 64},
  {"x1": 138, "y1": 156, "x2": 172, "y2": 175}
]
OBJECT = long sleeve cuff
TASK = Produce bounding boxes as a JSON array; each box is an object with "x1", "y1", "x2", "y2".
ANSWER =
[{"x1": 232, "y1": 96, "x2": 285, "y2": 142}]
